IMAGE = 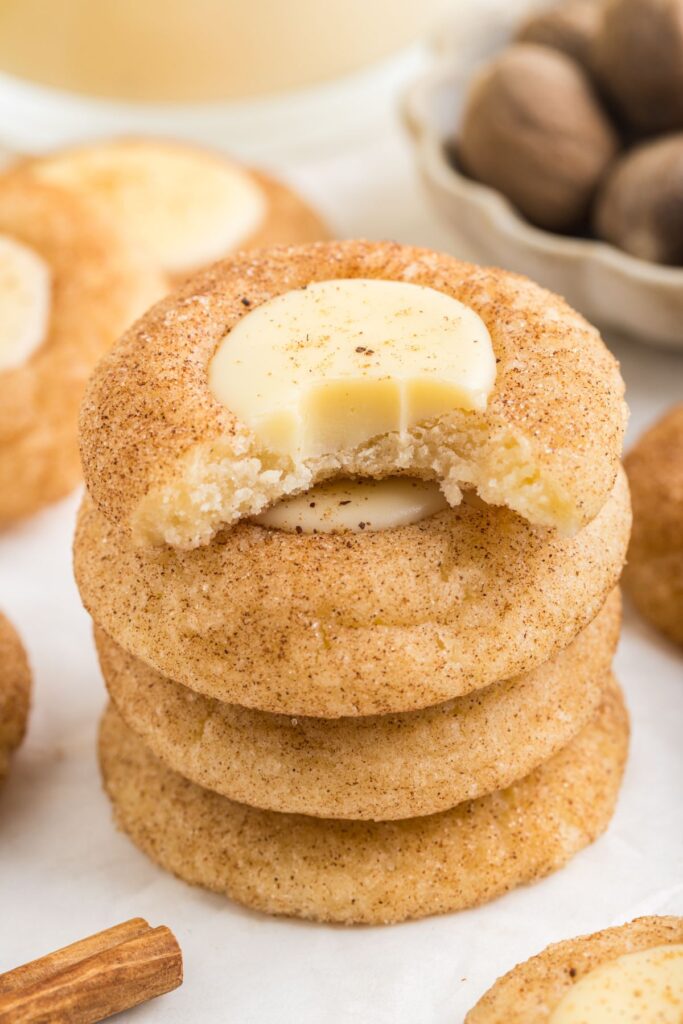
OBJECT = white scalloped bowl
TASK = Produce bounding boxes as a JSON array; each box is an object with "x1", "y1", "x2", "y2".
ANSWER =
[{"x1": 404, "y1": 61, "x2": 683, "y2": 350}]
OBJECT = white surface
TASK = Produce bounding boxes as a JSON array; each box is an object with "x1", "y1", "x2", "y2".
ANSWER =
[{"x1": 1, "y1": 102, "x2": 683, "y2": 1024}]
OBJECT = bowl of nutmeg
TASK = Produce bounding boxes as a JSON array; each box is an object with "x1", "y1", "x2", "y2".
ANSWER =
[{"x1": 405, "y1": 0, "x2": 683, "y2": 349}]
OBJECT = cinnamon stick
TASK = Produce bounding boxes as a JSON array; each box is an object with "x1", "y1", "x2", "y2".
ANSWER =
[
  {"x1": 0, "y1": 918, "x2": 151, "y2": 996},
  {"x1": 0, "y1": 919, "x2": 182, "y2": 1023}
]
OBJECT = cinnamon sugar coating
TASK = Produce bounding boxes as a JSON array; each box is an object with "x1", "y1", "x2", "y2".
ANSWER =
[
  {"x1": 74, "y1": 470, "x2": 630, "y2": 717},
  {"x1": 79, "y1": 241, "x2": 627, "y2": 548},
  {"x1": 0, "y1": 176, "x2": 164, "y2": 525},
  {"x1": 623, "y1": 404, "x2": 683, "y2": 646},
  {"x1": 0, "y1": 612, "x2": 31, "y2": 781},
  {"x1": 98, "y1": 678, "x2": 629, "y2": 925},
  {"x1": 466, "y1": 915, "x2": 683, "y2": 1022},
  {"x1": 96, "y1": 591, "x2": 620, "y2": 820}
]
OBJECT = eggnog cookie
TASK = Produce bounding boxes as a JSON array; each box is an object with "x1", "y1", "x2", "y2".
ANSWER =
[
  {"x1": 96, "y1": 591, "x2": 620, "y2": 820},
  {"x1": 0, "y1": 175, "x2": 164, "y2": 525},
  {"x1": 623, "y1": 404, "x2": 683, "y2": 646},
  {"x1": 21, "y1": 137, "x2": 329, "y2": 283},
  {"x1": 99, "y1": 679, "x2": 628, "y2": 924},
  {"x1": 466, "y1": 916, "x2": 683, "y2": 1023},
  {"x1": 79, "y1": 240, "x2": 626, "y2": 549},
  {"x1": 0, "y1": 612, "x2": 31, "y2": 781},
  {"x1": 75, "y1": 470, "x2": 629, "y2": 717}
]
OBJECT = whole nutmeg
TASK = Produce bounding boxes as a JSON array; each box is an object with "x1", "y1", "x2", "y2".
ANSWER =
[
  {"x1": 516, "y1": 0, "x2": 601, "y2": 71},
  {"x1": 458, "y1": 44, "x2": 618, "y2": 231},
  {"x1": 593, "y1": 133, "x2": 683, "y2": 264},
  {"x1": 594, "y1": 0, "x2": 683, "y2": 133}
]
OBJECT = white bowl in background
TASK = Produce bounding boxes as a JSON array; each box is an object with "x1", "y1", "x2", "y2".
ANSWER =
[
  {"x1": 403, "y1": 60, "x2": 683, "y2": 350},
  {"x1": 0, "y1": 44, "x2": 427, "y2": 166}
]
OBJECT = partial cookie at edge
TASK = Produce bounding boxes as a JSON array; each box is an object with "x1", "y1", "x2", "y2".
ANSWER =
[
  {"x1": 623, "y1": 403, "x2": 683, "y2": 646},
  {"x1": 0, "y1": 611, "x2": 31, "y2": 780},
  {"x1": 465, "y1": 915, "x2": 683, "y2": 1023},
  {"x1": 0, "y1": 175, "x2": 165, "y2": 525}
]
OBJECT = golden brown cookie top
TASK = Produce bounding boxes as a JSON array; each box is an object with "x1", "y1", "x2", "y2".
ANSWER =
[
  {"x1": 625, "y1": 403, "x2": 683, "y2": 558},
  {"x1": 79, "y1": 240, "x2": 626, "y2": 548},
  {"x1": 466, "y1": 916, "x2": 683, "y2": 1023}
]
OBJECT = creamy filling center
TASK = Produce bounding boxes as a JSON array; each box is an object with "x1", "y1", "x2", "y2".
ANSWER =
[
  {"x1": 252, "y1": 476, "x2": 449, "y2": 533},
  {"x1": 209, "y1": 278, "x2": 496, "y2": 461}
]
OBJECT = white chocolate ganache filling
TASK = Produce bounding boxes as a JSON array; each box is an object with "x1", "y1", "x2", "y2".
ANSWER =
[
  {"x1": 209, "y1": 278, "x2": 496, "y2": 460},
  {"x1": 550, "y1": 944, "x2": 683, "y2": 1023},
  {"x1": 32, "y1": 140, "x2": 266, "y2": 275},
  {"x1": 252, "y1": 476, "x2": 449, "y2": 533},
  {"x1": 0, "y1": 233, "x2": 51, "y2": 372}
]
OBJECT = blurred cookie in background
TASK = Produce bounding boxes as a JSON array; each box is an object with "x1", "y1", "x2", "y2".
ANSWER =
[
  {"x1": 20, "y1": 138, "x2": 330, "y2": 284},
  {"x1": 0, "y1": 612, "x2": 31, "y2": 784},
  {"x1": 623, "y1": 404, "x2": 683, "y2": 647},
  {"x1": 0, "y1": 175, "x2": 164, "y2": 526}
]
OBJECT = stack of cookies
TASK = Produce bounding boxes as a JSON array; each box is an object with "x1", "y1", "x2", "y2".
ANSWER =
[{"x1": 74, "y1": 241, "x2": 631, "y2": 925}]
